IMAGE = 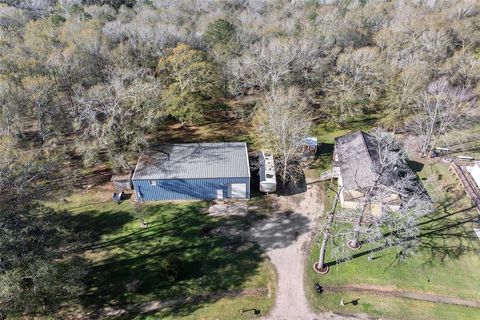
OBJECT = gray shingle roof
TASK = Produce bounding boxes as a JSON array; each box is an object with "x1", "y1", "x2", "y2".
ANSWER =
[
  {"x1": 132, "y1": 142, "x2": 250, "y2": 180},
  {"x1": 334, "y1": 131, "x2": 383, "y2": 191}
]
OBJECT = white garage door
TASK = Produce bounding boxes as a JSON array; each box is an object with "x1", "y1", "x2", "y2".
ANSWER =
[{"x1": 230, "y1": 183, "x2": 247, "y2": 198}]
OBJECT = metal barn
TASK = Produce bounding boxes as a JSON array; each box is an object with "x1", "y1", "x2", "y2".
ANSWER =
[{"x1": 132, "y1": 142, "x2": 251, "y2": 201}]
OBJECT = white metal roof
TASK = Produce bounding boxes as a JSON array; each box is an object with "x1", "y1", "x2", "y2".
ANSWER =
[
  {"x1": 470, "y1": 163, "x2": 480, "y2": 188},
  {"x1": 132, "y1": 142, "x2": 250, "y2": 180}
]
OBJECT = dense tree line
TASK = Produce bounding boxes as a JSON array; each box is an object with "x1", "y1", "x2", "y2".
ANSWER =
[
  {"x1": 1, "y1": 0, "x2": 480, "y2": 316},
  {"x1": 1, "y1": 0, "x2": 479, "y2": 169},
  {"x1": 0, "y1": 137, "x2": 86, "y2": 317}
]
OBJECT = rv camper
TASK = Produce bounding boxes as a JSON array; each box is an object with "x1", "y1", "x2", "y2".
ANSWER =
[{"x1": 259, "y1": 150, "x2": 277, "y2": 193}]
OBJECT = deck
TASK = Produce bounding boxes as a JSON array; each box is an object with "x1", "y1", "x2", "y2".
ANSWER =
[{"x1": 449, "y1": 162, "x2": 480, "y2": 213}]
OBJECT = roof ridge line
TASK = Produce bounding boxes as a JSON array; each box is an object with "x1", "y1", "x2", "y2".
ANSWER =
[{"x1": 359, "y1": 131, "x2": 379, "y2": 179}]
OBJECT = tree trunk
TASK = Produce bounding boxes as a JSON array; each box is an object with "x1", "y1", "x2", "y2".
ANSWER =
[
  {"x1": 282, "y1": 157, "x2": 288, "y2": 183},
  {"x1": 349, "y1": 170, "x2": 384, "y2": 249},
  {"x1": 421, "y1": 99, "x2": 440, "y2": 156},
  {"x1": 350, "y1": 213, "x2": 364, "y2": 249},
  {"x1": 317, "y1": 189, "x2": 341, "y2": 269},
  {"x1": 427, "y1": 133, "x2": 441, "y2": 159}
]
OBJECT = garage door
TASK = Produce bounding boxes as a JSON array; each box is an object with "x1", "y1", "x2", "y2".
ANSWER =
[{"x1": 230, "y1": 183, "x2": 247, "y2": 198}]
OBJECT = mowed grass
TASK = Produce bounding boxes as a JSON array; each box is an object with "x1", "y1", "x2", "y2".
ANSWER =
[
  {"x1": 309, "y1": 292, "x2": 480, "y2": 320},
  {"x1": 51, "y1": 192, "x2": 275, "y2": 319},
  {"x1": 310, "y1": 116, "x2": 379, "y2": 145},
  {"x1": 441, "y1": 123, "x2": 480, "y2": 159},
  {"x1": 307, "y1": 162, "x2": 480, "y2": 319},
  {"x1": 128, "y1": 295, "x2": 273, "y2": 320}
]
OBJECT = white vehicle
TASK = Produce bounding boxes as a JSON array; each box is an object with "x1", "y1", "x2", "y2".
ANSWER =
[{"x1": 259, "y1": 150, "x2": 276, "y2": 193}]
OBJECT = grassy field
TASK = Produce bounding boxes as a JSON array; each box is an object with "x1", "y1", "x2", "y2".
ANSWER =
[
  {"x1": 441, "y1": 124, "x2": 480, "y2": 160},
  {"x1": 307, "y1": 162, "x2": 480, "y2": 319},
  {"x1": 129, "y1": 295, "x2": 272, "y2": 320},
  {"x1": 51, "y1": 192, "x2": 275, "y2": 319},
  {"x1": 310, "y1": 116, "x2": 379, "y2": 145},
  {"x1": 309, "y1": 292, "x2": 480, "y2": 320}
]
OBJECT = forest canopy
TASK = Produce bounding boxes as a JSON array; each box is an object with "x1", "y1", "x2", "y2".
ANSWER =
[
  {"x1": 1, "y1": 0, "x2": 479, "y2": 169},
  {"x1": 1, "y1": 0, "x2": 480, "y2": 317}
]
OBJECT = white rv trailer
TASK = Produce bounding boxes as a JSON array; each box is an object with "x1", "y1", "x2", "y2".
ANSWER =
[{"x1": 259, "y1": 150, "x2": 277, "y2": 193}]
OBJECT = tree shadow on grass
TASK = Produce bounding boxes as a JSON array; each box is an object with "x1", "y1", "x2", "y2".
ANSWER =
[
  {"x1": 70, "y1": 209, "x2": 135, "y2": 247},
  {"x1": 251, "y1": 211, "x2": 312, "y2": 251},
  {"x1": 74, "y1": 202, "x2": 278, "y2": 318},
  {"x1": 407, "y1": 160, "x2": 424, "y2": 173},
  {"x1": 325, "y1": 194, "x2": 479, "y2": 268},
  {"x1": 416, "y1": 201, "x2": 478, "y2": 264}
]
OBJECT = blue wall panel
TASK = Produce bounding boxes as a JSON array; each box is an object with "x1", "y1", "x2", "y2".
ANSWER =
[{"x1": 132, "y1": 177, "x2": 250, "y2": 201}]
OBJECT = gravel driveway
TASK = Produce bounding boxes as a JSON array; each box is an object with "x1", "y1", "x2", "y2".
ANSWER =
[{"x1": 250, "y1": 183, "x2": 372, "y2": 320}]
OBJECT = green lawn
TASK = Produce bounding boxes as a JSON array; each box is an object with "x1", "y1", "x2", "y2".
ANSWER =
[
  {"x1": 129, "y1": 295, "x2": 273, "y2": 320},
  {"x1": 310, "y1": 116, "x2": 379, "y2": 145},
  {"x1": 307, "y1": 162, "x2": 480, "y2": 319},
  {"x1": 309, "y1": 292, "x2": 480, "y2": 320},
  {"x1": 51, "y1": 193, "x2": 275, "y2": 319},
  {"x1": 441, "y1": 124, "x2": 480, "y2": 159}
]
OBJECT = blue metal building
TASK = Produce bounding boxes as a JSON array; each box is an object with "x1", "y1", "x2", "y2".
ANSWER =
[{"x1": 132, "y1": 142, "x2": 251, "y2": 201}]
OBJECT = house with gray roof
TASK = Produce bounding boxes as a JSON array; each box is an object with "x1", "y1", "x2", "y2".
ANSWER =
[
  {"x1": 332, "y1": 131, "x2": 401, "y2": 214},
  {"x1": 132, "y1": 142, "x2": 251, "y2": 201}
]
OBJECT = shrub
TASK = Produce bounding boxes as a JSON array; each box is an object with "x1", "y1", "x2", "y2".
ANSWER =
[
  {"x1": 125, "y1": 279, "x2": 142, "y2": 292},
  {"x1": 161, "y1": 256, "x2": 184, "y2": 281}
]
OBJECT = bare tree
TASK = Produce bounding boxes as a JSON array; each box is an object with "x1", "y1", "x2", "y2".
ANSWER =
[
  {"x1": 382, "y1": 63, "x2": 430, "y2": 132},
  {"x1": 0, "y1": 78, "x2": 26, "y2": 137},
  {"x1": 324, "y1": 47, "x2": 384, "y2": 123},
  {"x1": 253, "y1": 87, "x2": 312, "y2": 183},
  {"x1": 323, "y1": 178, "x2": 431, "y2": 270},
  {"x1": 227, "y1": 38, "x2": 302, "y2": 95},
  {"x1": 323, "y1": 129, "x2": 432, "y2": 267},
  {"x1": 22, "y1": 75, "x2": 63, "y2": 142},
  {"x1": 73, "y1": 68, "x2": 163, "y2": 169},
  {"x1": 315, "y1": 185, "x2": 342, "y2": 274},
  {"x1": 409, "y1": 77, "x2": 475, "y2": 157}
]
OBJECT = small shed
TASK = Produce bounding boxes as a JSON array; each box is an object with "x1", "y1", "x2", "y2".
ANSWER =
[
  {"x1": 302, "y1": 137, "x2": 318, "y2": 158},
  {"x1": 111, "y1": 170, "x2": 133, "y2": 191},
  {"x1": 132, "y1": 142, "x2": 251, "y2": 201}
]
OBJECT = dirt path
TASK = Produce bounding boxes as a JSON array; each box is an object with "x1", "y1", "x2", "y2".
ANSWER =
[
  {"x1": 325, "y1": 285, "x2": 480, "y2": 308},
  {"x1": 254, "y1": 214, "x2": 316, "y2": 320},
  {"x1": 91, "y1": 288, "x2": 268, "y2": 319},
  {"x1": 251, "y1": 183, "x2": 371, "y2": 320}
]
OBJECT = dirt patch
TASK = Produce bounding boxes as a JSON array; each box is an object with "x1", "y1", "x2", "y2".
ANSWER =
[
  {"x1": 274, "y1": 182, "x2": 325, "y2": 217},
  {"x1": 152, "y1": 115, "x2": 250, "y2": 144},
  {"x1": 250, "y1": 179, "x2": 320, "y2": 320},
  {"x1": 208, "y1": 200, "x2": 248, "y2": 216}
]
